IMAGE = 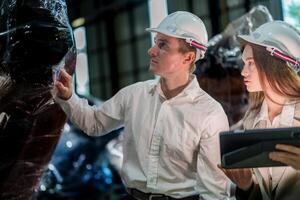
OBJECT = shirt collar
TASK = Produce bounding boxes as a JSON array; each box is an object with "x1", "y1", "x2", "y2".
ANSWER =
[
  {"x1": 279, "y1": 100, "x2": 296, "y2": 126},
  {"x1": 253, "y1": 100, "x2": 268, "y2": 126},
  {"x1": 253, "y1": 99, "x2": 296, "y2": 127},
  {"x1": 148, "y1": 74, "x2": 200, "y2": 101},
  {"x1": 180, "y1": 74, "x2": 201, "y2": 100}
]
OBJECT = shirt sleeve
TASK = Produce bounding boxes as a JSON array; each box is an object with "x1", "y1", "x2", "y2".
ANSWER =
[
  {"x1": 54, "y1": 89, "x2": 126, "y2": 136},
  {"x1": 195, "y1": 108, "x2": 231, "y2": 200}
]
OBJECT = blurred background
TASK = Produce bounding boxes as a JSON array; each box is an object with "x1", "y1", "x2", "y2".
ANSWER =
[
  {"x1": 66, "y1": 0, "x2": 299, "y2": 100},
  {"x1": 34, "y1": 0, "x2": 300, "y2": 199}
]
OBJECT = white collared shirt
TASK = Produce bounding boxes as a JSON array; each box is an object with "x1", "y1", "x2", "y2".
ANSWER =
[
  {"x1": 55, "y1": 75, "x2": 230, "y2": 199},
  {"x1": 253, "y1": 99, "x2": 295, "y2": 129},
  {"x1": 252, "y1": 99, "x2": 296, "y2": 198}
]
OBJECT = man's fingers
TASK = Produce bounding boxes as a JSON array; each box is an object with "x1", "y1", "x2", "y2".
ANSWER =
[
  {"x1": 55, "y1": 69, "x2": 72, "y2": 89},
  {"x1": 55, "y1": 81, "x2": 67, "y2": 92},
  {"x1": 59, "y1": 68, "x2": 72, "y2": 83}
]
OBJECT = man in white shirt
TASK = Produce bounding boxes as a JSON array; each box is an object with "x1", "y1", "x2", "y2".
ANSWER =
[{"x1": 54, "y1": 11, "x2": 230, "y2": 200}]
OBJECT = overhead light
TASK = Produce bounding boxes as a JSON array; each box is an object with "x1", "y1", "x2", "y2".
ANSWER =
[{"x1": 72, "y1": 17, "x2": 85, "y2": 28}]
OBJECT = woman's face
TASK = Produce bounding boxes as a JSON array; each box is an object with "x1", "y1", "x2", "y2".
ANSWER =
[{"x1": 241, "y1": 45, "x2": 263, "y2": 92}]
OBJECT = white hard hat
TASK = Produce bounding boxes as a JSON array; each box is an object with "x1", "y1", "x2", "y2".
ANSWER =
[
  {"x1": 238, "y1": 21, "x2": 300, "y2": 72},
  {"x1": 146, "y1": 11, "x2": 208, "y2": 61}
]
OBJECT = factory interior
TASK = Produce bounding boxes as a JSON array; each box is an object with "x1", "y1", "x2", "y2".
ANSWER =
[{"x1": 0, "y1": 0, "x2": 299, "y2": 200}]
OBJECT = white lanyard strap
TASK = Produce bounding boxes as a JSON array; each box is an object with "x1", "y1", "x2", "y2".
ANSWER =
[{"x1": 253, "y1": 168, "x2": 271, "y2": 200}]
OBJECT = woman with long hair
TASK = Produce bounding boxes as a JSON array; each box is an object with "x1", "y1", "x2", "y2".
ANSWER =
[{"x1": 221, "y1": 21, "x2": 300, "y2": 200}]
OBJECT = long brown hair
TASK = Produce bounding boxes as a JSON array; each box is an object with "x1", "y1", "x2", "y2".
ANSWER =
[{"x1": 247, "y1": 43, "x2": 300, "y2": 112}]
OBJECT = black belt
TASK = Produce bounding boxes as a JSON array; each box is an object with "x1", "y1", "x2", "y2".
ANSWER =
[{"x1": 127, "y1": 188, "x2": 199, "y2": 200}]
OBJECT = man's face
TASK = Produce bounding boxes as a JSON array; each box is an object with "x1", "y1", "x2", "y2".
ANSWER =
[{"x1": 147, "y1": 33, "x2": 188, "y2": 77}]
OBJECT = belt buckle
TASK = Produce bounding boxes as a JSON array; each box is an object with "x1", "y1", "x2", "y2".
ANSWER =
[{"x1": 149, "y1": 194, "x2": 167, "y2": 200}]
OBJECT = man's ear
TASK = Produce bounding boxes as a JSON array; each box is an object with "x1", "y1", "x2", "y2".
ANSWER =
[{"x1": 183, "y1": 51, "x2": 196, "y2": 65}]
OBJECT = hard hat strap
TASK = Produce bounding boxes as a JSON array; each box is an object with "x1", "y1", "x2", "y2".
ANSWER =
[
  {"x1": 185, "y1": 38, "x2": 207, "y2": 51},
  {"x1": 266, "y1": 46, "x2": 300, "y2": 68}
]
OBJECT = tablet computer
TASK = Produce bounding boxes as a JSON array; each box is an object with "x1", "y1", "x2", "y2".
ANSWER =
[{"x1": 220, "y1": 127, "x2": 300, "y2": 168}]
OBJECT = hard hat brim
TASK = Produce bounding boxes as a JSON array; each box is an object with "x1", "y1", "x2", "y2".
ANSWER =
[
  {"x1": 145, "y1": 27, "x2": 187, "y2": 41},
  {"x1": 237, "y1": 35, "x2": 265, "y2": 48},
  {"x1": 146, "y1": 27, "x2": 204, "y2": 61}
]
